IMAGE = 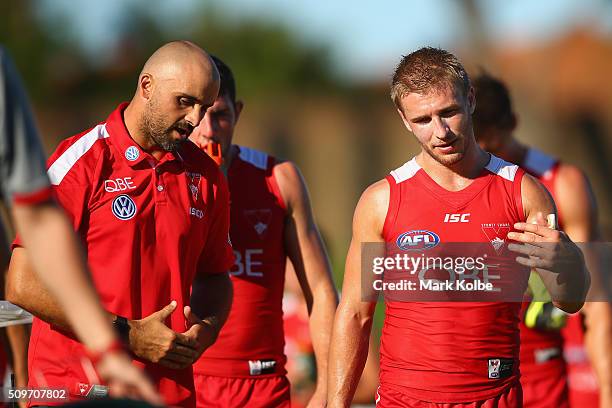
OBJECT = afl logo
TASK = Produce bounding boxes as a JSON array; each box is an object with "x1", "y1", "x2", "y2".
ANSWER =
[
  {"x1": 396, "y1": 230, "x2": 440, "y2": 251},
  {"x1": 125, "y1": 146, "x2": 140, "y2": 161},
  {"x1": 112, "y1": 194, "x2": 137, "y2": 220}
]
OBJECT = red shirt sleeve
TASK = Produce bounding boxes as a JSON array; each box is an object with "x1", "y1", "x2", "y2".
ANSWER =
[
  {"x1": 12, "y1": 139, "x2": 92, "y2": 250},
  {"x1": 197, "y1": 170, "x2": 234, "y2": 275}
]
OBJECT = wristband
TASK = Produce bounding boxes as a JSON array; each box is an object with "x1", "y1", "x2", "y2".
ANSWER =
[
  {"x1": 112, "y1": 315, "x2": 130, "y2": 343},
  {"x1": 87, "y1": 339, "x2": 124, "y2": 366}
]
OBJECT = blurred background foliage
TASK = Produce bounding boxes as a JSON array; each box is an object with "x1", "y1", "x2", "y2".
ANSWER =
[{"x1": 1, "y1": 0, "x2": 611, "y2": 287}]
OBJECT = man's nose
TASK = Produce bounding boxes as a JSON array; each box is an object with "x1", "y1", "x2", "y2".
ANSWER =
[
  {"x1": 433, "y1": 117, "x2": 452, "y2": 139},
  {"x1": 185, "y1": 105, "x2": 205, "y2": 128}
]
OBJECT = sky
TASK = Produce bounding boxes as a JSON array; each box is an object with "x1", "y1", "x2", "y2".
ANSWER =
[{"x1": 37, "y1": 0, "x2": 612, "y2": 81}]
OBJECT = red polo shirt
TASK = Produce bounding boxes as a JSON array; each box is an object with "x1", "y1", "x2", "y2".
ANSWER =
[{"x1": 25, "y1": 103, "x2": 234, "y2": 407}]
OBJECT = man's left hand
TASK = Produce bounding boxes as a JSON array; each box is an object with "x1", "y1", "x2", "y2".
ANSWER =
[
  {"x1": 181, "y1": 306, "x2": 218, "y2": 362},
  {"x1": 507, "y1": 212, "x2": 584, "y2": 277}
]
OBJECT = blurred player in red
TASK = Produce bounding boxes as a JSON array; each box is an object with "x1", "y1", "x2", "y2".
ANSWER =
[
  {"x1": 327, "y1": 47, "x2": 589, "y2": 408},
  {"x1": 189, "y1": 56, "x2": 338, "y2": 407},
  {"x1": 473, "y1": 72, "x2": 611, "y2": 408}
]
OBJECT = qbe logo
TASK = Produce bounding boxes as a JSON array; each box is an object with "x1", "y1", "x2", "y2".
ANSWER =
[
  {"x1": 396, "y1": 230, "x2": 440, "y2": 251},
  {"x1": 112, "y1": 194, "x2": 137, "y2": 220}
]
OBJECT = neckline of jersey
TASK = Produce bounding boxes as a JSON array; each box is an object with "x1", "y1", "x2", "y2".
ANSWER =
[
  {"x1": 412, "y1": 157, "x2": 496, "y2": 210},
  {"x1": 106, "y1": 102, "x2": 184, "y2": 169}
]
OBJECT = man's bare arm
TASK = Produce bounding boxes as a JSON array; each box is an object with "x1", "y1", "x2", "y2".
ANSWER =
[
  {"x1": 328, "y1": 179, "x2": 388, "y2": 408},
  {"x1": 183, "y1": 272, "x2": 233, "y2": 363},
  {"x1": 555, "y1": 164, "x2": 612, "y2": 407},
  {"x1": 508, "y1": 174, "x2": 589, "y2": 313},
  {"x1": 275, "y1": 161, "x2": 338, "y2": 406},
  {"x1": 8, "y1": 232, "x2": 199, "y2": 370},
  {"x1": 7, "y1": 246, "x2": 66, "y2": 327}
]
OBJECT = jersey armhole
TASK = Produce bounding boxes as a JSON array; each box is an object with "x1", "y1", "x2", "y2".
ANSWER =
[
  {"x1": 266, "y1": 156, "x2": 287, "y2": 212},
  {"x1": 514, "y1": 168, "x2": 526, "y2": 222},
  {"x1": 382, "y1": 175, "x2": 399, "y2": 240}
]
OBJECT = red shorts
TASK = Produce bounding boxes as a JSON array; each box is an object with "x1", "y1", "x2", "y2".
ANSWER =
[
  {"x1": 375, "y1": 383, "x2": 522, "y2": 408},
  {"x1": 521, "y1": 359, "x2": 568, "y2": 408},
  {"x1": 194, "y1": 374, "x2": 290, "y2": 408}
]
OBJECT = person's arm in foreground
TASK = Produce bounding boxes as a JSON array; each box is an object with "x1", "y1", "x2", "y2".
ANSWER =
[
  {"x1": 555, "y1": 164, "x2": 612, "y2": 407},
  {"x1": 275, "y1": 161, "x2": 338, "y2": 407},
  {"x1": 508, "y1": 174, "x2": 589, "y2": 313},
  {"x1": 327, "y1": 180, "x2": 388, "y2": 408}
]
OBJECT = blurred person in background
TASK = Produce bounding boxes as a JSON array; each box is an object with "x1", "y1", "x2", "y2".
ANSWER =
[
  {"x1": 5, "y1": 41, "x2": 234, "y2": 407},
  {"x1": 0, "y1": 45, "x2": 160, "y2": 406},
  {"x1": 328, "y1": 47, "x2": 589, "y2": 407},
  {"x1": 473, "y1": 72, "x2": 612, "y2": 408},
  {"x1": 189, "y1": 55, "x2": 338, "y2": 408}
]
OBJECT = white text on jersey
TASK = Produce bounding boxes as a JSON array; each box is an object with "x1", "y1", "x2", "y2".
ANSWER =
[
  {"x1": 231, "y1": 249, "x2": 263, "y2": 277},
  {"x1": 444, "y1": 213, "x2": 470, "y2": 223},
  {"x1": 104, "y1": 177, "x2": 136, "y2": 193}
]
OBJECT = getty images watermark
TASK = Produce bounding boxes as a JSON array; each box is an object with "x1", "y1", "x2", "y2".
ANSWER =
[{"x1": 360, "y1": 239, "x2": 611, "y2": 303}]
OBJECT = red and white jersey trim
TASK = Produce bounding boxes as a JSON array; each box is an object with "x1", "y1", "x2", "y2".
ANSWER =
[
  {"x1": 238, "y1": 146, "x2": 268, "y2": 170},
  {"x1": 523, "y1": 147, "x2": 556, "y2": 179},
  {"x1": 390, "y1": 155, "x2": 519, "y2": 184},
  {"x1": 390, "y1": 158, "x2": 420, "y2": 184},
  {"x1": 485, "y1": 155, "x2": 519, "y2": 182},
  {"x1": 47, "y1": 124, "x2": 109, "y2": 185}
]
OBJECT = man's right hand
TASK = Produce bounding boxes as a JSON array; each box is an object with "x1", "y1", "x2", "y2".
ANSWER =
[{"x1": 127, "y1": 301, "x2": 199, "y2": 369}]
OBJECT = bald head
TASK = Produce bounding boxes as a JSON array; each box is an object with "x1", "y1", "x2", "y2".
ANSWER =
[
  {"x1": 140, "y1": 41, "x2": 219, "y2": 85},
  {"x1": 125, "y1": 41, "x2": 221, "y2": 155}
]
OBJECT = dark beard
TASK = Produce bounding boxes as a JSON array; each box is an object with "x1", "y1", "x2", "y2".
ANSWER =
[{"x1": 140, "y1": 104, "x2": 186, "y2": 152}]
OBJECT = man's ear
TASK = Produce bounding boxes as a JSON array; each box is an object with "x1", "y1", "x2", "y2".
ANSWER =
[
  {"x1": 467, "y1": 86, "x2": 476, "y2": 115},
  {"x1": 397, "y1": 107, "x2": 413, "y2": 133},
  {"x1": 139, "y1": 73, "x2": 153, "y2": 100},
  {"x1": 234, "y1": 100, "x2": 244, "y2": 123}
]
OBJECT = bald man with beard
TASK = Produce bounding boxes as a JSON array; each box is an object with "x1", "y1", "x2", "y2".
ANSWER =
[{"x1": 6, "y1": 41, "x2": 235, "y2": 407}]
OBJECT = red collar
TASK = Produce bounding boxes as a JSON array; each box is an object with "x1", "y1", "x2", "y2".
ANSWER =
[{"x1": 105, "y1": 102, "x2": 182, "y2": 168}]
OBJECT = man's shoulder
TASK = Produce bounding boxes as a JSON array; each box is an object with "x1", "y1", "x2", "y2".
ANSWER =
[
  {"x1": 235, "y1": 145, "x2": 271, "y2": 171},
  {"x1": 361, "y1": 179, "x2": 390, "y2": 209},
  {"x1": 485, "y1": 154, "x2": 522, "y2": 182},
  {"x1": 555, "y1": 162, "x2": 588, "y2": 187},
  {"x1": 388, "y1": 157, "x2": 420, "y2": 185},
  {"x1": 47, "y1": 123, "x2": 111, "y2": 186}
]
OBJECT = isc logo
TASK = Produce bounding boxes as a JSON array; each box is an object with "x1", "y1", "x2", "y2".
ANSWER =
[
  {"x1": 444, "y1": 213, "x2": 470, "y2": 223},
  {"x1": 396, "y1": 230, "x2": 440, "y2": 251}
]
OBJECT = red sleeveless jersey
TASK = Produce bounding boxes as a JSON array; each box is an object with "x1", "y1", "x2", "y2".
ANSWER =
[
  {"x1": 194, "y1": 146, "x2": 288, "y2": 378},
  {"x1": 379, "y1": 155, "x2": 529, "y2": 402}
]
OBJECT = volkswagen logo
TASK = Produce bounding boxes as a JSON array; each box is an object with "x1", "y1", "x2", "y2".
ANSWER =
[
  {"x1": 125, "y1": 146, "x2": 140, "y2": 161},
  {"x1": 111, "y1": 194, "x2": 137, "y2": 220}
]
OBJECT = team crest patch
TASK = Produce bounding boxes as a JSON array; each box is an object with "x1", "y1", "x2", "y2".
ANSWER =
[
  {"x1": 187, "y1": 172, "x2": 201, "y2": 201},
  {"x1": 125, "y1": 146, "x2": 140, "y2": 161},
  {"x1": 244, "y1": 209, "x2": 272, "y2": 238},
  {"x1": 487, "y1": 358, "x2": 514, "y2": 379},
  {"x1": 112, "y1": 194, "x2": 137, "y2": 220},
  {"x1": 481, "y1": 223, "x2": 511, "y2": 252}
]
